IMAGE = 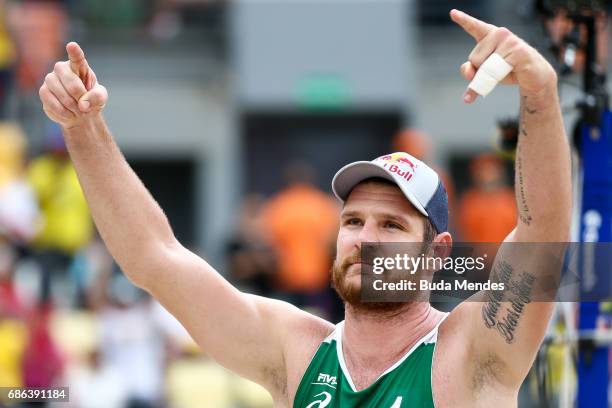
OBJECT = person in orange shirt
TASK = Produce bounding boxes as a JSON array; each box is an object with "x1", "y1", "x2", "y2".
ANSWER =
[
  {"x1": 261, "y1": 161, "x2": 339, "y2": 316},
  {"x1": 457, "y1": 153, "x2": 517, "y2": 243}
]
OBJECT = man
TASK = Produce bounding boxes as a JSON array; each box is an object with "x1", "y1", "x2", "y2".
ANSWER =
[{"x1": 39, "y1": 9, "x2": 571, "y2": 407}]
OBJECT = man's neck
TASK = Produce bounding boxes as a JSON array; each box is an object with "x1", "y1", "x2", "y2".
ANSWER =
[{"x1": 342, "y1": 303, "x2": 444, "y2": 378}]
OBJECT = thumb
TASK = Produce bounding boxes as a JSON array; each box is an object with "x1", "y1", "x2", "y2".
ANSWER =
[{"x1": 79, "y1": 84, "x2": 107, "y2": 113}]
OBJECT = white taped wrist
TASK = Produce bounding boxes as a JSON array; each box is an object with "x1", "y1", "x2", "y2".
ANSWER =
[{"x1": 468, "y1": 53, "x2": 513, "y2": 97}]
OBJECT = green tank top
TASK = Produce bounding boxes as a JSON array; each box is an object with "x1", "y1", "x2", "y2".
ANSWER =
[{"x1": 293, "y1": 317, "x2": 446, "y2": 408}]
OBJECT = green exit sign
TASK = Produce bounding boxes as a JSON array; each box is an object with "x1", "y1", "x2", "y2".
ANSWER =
[{"x1": 296, "y1": 74, "x2": 351, "y2": 110}]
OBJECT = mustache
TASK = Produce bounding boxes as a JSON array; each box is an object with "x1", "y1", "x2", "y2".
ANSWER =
[{"x1": 337, "y1": 253, "x2": 372, "y2": 272}]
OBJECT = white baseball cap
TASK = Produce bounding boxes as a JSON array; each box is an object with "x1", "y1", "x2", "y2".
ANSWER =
[{"x1": 332, "y1": 152, "x2": 449, "y2": 233}]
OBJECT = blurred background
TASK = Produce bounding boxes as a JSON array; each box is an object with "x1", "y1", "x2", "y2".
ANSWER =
[{"x1": 0, "y1": 0, "x2": 604, "y2": 407}]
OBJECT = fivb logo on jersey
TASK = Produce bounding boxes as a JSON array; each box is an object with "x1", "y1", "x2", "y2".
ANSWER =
[{"x1": 313, "y1": 372, "x2": 337, "y2": 388}]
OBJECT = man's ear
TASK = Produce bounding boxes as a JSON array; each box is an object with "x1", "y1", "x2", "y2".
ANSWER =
[{"x1": 432, "y1": 232, "x2": 453, "y2": 259}]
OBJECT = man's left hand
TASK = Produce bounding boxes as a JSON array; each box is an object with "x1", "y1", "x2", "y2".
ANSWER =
[{"x1": 451, "y1": 9, "x2": 558, "y2": 103}]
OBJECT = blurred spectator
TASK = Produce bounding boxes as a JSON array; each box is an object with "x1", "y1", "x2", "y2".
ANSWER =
[
  {"x1": 149, "y1": 0, "x2": 226, "y2": 43},
  {"x1": 22, "y1": 305, "x2": 65, "y2": 391},
  {"x1": 0, "y1": 243, "x2": 24, "y2": 317},
  {"x1": 27, "y1": 126, "x2": 92, "y2": 304},
  {"x1": 98, "y1": 297, "x2": 168, "y2": 408},
  {"x1": 87, "y1": 260, "x2": 172, "y2": 408},
  {"x1": 538, "y1": 5, "x2": 608, "y2": 73},
  {"x1": 60, "y1": 240, "x2": 193, "y2": 408},
  {"x1": 8, "y1": 1, "x2": 68, "y2": 152},
  {"x1": 261, "y1": 161, "x2": 338, "y2": 316},
  {"x1": 0, "y1": 0, "x2": 15, "y2": 119},
  {"x1": 65, "y1": 232, "x2": 114, "y2": 309},
  {"x1": 0, "y1": 243, "x2": 27, "y2": 388},
  {"x1": 0, "y1": 316, "x2": 26, "y2": 387},
  {"x1": 0, "y1": 122, "x2": 40, "y2": 244},
  {"x1": 9, "y1": 1, "x2": 66, "y2": 93},
  {"x1": 69, "y1": 349, "x2": 128, "y2": 408},
  {"x1": 457, "y1": 153, "x2": 517, "y2": 242},
  {"x1": 225, "y1": 194, "x2": 275, "y2": 297}
]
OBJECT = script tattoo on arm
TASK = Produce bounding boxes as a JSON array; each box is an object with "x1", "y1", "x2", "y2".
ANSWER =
[
  {"x1": 516, "y1": 95, "x2": 537, "y2": 226},
  {"x1": 516, "y1": 148, "x2": 532, "y2": 226},
  {"x1": 518, "y1": 95, "x2": 537, "y2": 137},
  {"x1": 481, "y1": 260, "x2": 536, "y2": 344}
]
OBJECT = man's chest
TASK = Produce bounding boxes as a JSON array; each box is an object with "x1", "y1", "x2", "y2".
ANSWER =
[
  {"x1": 346, "y1": 359, "x2": 398, "y2": 391},
  {"x1": 290, "y1": 345, "x2": 436, "y2": 408}
]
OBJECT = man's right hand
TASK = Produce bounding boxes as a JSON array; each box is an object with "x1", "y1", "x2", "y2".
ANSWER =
[{"x1": 39, "y1": 42, "x2": 108, "y2": 130}]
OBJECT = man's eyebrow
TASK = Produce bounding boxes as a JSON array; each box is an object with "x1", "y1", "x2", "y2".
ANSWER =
[{"x1": 340, "y1": 210, "x2": 361, "y2": 218}]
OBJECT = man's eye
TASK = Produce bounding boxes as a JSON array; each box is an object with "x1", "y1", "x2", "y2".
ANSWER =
[
  {"x1": 384, "y1": 222, "x2": 402, "y2": 230},
  {"x1": 345, "y1": 218, "x2": 362, "y2": 226}
]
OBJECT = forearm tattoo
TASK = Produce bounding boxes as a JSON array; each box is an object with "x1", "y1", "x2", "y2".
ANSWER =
[
  {"x1": 519, "y1": 95, "x2": 537, "y2": 137},
  {"x1": 516, "y1": 148, "x2": 533, "y2": 226},
  {"x1": 516, "y1": 95, "x2": 537, "y2": 226}
]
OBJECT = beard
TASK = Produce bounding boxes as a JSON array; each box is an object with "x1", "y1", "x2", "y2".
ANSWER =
[{"x1": 331, "y1": 252, "x2": 411, "y2": 317}]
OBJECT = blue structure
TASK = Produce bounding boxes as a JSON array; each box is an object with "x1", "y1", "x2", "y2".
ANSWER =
[{"x1": 577, "y1": 111, "x2": 612, "y2": 407}]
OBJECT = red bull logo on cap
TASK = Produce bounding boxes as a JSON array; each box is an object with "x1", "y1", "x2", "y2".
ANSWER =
[
  {"x1": 395, "y1": 156, "x2": 417, "y2": 170},
  {"x1": 375, "y1": 153, "x2": 418, "y2": 181}
]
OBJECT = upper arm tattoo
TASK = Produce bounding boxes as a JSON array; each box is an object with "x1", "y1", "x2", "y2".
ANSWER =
[{"x1": 481, "y1": 260, "x2": 536, "y2": 344}]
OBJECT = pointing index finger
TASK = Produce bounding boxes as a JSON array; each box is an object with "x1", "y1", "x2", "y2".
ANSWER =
[
  {"x1": 66, "y1": 42, "x2": 89, "y2": 77},
  {"x1": 450, "y1": 9, "x2": 496, "y2": 42}
]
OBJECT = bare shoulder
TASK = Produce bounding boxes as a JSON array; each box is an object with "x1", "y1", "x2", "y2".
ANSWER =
[
  {"x1": 249, "y1": 295, "x2": 334, "y2": 405},
  {"x1": 249, "y1": 294, "x2": 334, "y2": 341},
  {"x1": 284, "y1": 307, "x2": 335, "y2": 379},
  {"x1": 283, "y1": 305, "x2": 335, "y2": 406},
  {"x1": 432, "y1": 303, "x2": 515, "y2": 407}
]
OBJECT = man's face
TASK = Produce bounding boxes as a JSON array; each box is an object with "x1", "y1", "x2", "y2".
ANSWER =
[{"x1": 332, "y1": 181, "x2": 428, "y2": 310}]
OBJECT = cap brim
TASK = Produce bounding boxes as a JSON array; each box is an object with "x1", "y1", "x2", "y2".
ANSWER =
[{"x1": 331, "y1": 161, "x2": 428, "y2": 217}]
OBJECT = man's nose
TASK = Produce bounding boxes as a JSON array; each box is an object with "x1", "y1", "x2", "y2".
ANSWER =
[{"x1": 357, "y1": 220, "x2": 380, "y2": 243}]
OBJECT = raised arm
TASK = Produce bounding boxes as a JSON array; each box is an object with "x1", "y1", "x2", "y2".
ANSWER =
[
  {"x1": 449, "y1": 9, "x2": 572, "y2": 390},
  {"x1": 38, "y1": 43, "x2": 330, "y2": 399}
]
